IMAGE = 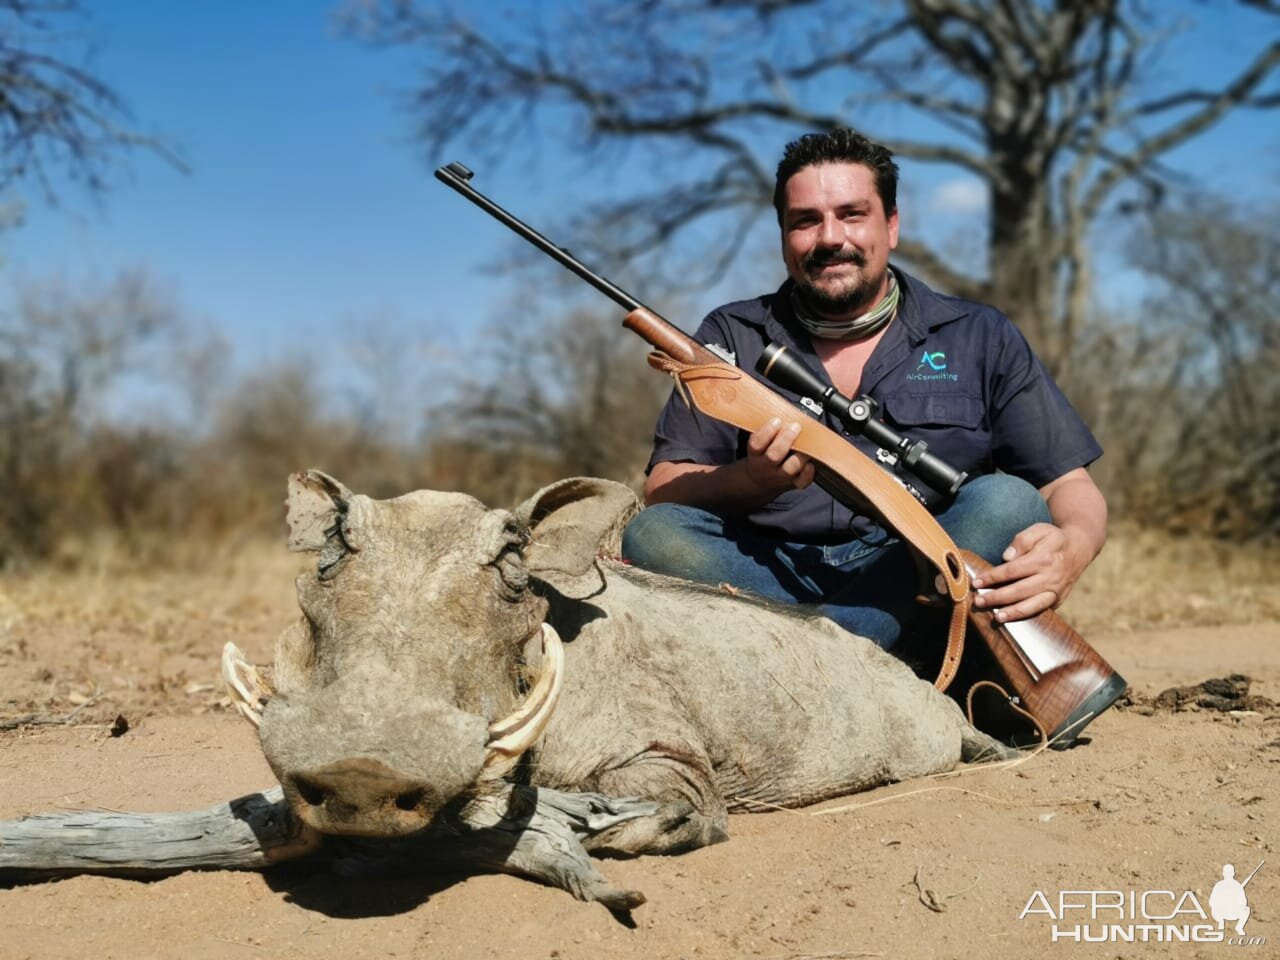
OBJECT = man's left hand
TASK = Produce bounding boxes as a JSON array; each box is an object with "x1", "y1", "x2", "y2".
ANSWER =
[{"x1": 970, "y1": 522, "x2": 1090, "y2": 622}]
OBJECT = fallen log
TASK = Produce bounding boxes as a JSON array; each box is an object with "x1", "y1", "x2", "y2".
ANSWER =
[
  {"x1": 0, "y1": 784, "x2": 655, "y2": 910},
  {"x1": 0, "y1": 787, "x2": 317, "y2": 880}
]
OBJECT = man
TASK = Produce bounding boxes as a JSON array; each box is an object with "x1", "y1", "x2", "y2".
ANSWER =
[
  {"x1": 622, "y1": 128, "x2": 1107, "y2": 653},
  {"x1": 1209, "y1": 864, "x2": 1251, "y2": 936}
]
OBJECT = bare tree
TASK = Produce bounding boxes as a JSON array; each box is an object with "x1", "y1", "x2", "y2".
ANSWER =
[
  {"x1": 343, "y1": 0, "x2": 1279, "y2": 375},
  {"x1": 0, "y1": 0, "x2": 181, "y2": 212},
  {"x1": 423, "y1": 301, "x2": 669, "y2": 506},
  {"x1": 1113, "y1": 194, "x2": 1280, "y2": 536},
  {"x1": 0, "y1": 269, "x2": 181, "y2": 562}
]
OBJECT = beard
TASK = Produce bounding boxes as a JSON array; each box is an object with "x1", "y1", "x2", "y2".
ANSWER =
[{"x1": 792, "y1": 248, "x2": 886, "y2": 317}]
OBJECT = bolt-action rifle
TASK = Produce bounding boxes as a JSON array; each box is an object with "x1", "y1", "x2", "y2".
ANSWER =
[{"x1": 434, "y1": 162, "x2": 1126, "y2": 745}]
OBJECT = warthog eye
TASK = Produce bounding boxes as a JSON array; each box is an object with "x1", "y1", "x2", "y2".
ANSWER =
[
  {"x1": 493, "y1": 543, "x2": 528, "y2": 598},
  {"x1": 491, "y1": 521, "x2": 529, "y2": 600},
  {"x1": 317, "y1": 521, "x2": 353, "y2": 581}
]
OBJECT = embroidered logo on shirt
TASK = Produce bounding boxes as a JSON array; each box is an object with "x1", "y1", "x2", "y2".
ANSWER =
[
  {"x1": 908, "y1": 349, "x2": 959, "y2": 383},
  {"x1": 919, "y1": 350, "x2": 948, "y2": 371}
]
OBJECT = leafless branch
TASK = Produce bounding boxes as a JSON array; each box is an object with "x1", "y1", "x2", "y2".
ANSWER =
[
  {"x1": 1084, "y1": 36, "x2": 1280, "y2": 216},
  {"x1": 345, "y1": 0, "x2": 1280, "y2": 365},
  {"x1": 0, "y1": 1, "x2": 184, "y2": 205},
  {"x1": 779, "y1": 17, "x2": 917, "y2": 80},
  {"x1": 893, "y1": 238, "x2": 990, "y2": 302}
]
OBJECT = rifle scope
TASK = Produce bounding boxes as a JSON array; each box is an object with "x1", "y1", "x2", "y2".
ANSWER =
[{"x1": 756, "y1": 343, "x2": 968, "y2": 497}]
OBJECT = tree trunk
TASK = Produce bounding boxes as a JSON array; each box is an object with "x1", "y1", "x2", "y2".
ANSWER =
[{"x1": 988, "y1": 181, "x2": 1061, "y2": 373}]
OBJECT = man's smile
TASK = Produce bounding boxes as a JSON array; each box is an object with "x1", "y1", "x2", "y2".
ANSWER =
[
  {"x1": 803, "y1": 250, "x2": 865, "y2": 277},
  {"x1": 814, "y1": 261, "x2": 856, "y2": 274}
]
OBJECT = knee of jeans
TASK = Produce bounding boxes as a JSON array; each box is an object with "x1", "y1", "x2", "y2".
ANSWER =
[
  {"x1": 946, "y1": 473, "x2": 1051, "y2": 563},
  {"x1": 621, "y1": 502, "x2": 720, "y2": 577},
  {"x1": 966, "y1": 473, "x2": 1050, "y2": 522}
]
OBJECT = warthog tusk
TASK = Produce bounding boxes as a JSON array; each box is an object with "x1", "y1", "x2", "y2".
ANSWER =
[
  {"x1": 221, "y1": 642, "x2": 274, "y2": 729},
  {"x1": 483, "y1": 623, "x2": 564, "y2": 778}
]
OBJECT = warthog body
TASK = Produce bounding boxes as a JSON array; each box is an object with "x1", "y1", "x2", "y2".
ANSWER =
[
  {"x1": 0, "y1": 472, "x2": 1011, "y2": 907},
  {"x1": 256, "y1": 472, "x2": 1005, "y2": 865}
]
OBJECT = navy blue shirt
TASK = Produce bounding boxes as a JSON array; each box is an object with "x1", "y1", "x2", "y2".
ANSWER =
[{"x1": 647, "y1": 268, "x2": 1102, "y2": 544}]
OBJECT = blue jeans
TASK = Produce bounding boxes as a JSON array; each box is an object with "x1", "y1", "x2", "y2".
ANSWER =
[{"x1": 621, "y1": 473, "x2": 1050, "y2": 651}]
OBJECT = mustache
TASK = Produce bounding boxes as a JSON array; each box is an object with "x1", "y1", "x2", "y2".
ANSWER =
[{"x1": 802, "y1": 248, "x2": 866, "y2": 272}]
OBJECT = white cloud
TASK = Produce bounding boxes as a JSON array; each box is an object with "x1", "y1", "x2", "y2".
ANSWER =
[{"x1": 931, "y1": 178, "x2": 987, "y2": 214}]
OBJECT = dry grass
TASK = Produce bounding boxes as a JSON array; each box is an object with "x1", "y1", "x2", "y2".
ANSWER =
[
  {"x1": 1063, "y1": 524, "x2": 1280, "y2": 634},
  {"x1": 2, "y1": 525, "x2": 1275, "y2": 639},
  {"x1": 3, "y1": 541, "x2": 295, "y2": 617},
  {"x1": 0, "y1": 538, "x2": 303, "y2": 725},
  {"x1": 0, "y1": 522, "x2": 1273, "y2": 735},
  {"x1": 0, "y1": 538, "x2": 302, "y2": 667}
]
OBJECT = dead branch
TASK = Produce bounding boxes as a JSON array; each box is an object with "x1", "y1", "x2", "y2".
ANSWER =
[{"x1": 0, "y1": 694, "x2": 102, "y2": 732}]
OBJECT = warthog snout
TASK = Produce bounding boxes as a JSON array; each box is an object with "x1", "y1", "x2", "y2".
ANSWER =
[
  {"x1": 287, "y1": 757, "x2": 437, "y2": 836},
  {"x1": 259, "y1": 691, "x2": 492, "y2": 838},
  {"x1": 255, "y1": 618, "x2": 567, "y2": 840}
]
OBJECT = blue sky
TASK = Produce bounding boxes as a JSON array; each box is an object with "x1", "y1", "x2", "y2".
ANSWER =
[
  {"x1": 4, "y1": 2, "x2": 448, "y2": 361},
  {"x1": 4, "y1": 0, "x2": 1278, "y2": 420}
]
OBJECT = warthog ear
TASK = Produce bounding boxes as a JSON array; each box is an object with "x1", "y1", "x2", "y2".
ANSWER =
[
  {"x1": 285, "y1": 470, "x2": 354, "y2": 552},
  {"x1": 513, "y1": 478, "x2": 641, "y2": 588}
]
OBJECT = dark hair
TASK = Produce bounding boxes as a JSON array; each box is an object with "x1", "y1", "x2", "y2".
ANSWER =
[{"x1": 773, "y1": 128, "x2": 899, "y2": 223}]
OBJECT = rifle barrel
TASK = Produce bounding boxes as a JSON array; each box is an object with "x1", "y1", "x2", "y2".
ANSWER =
[
  {"x1": 1242, "y1": 859, "x2": 1265, "y2": 886},
  {"x1": 434, "y1": 162, "x2": 644, "y2": 314}
]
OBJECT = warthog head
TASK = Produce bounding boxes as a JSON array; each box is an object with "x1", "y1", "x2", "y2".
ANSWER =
[{"x1": 249, "y1": 470, "x2": 638, "y2": 838}]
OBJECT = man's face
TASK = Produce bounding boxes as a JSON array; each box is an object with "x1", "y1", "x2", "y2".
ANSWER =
[{"x1": 781, "y1": 162, "x2": 899, "y2": 319}]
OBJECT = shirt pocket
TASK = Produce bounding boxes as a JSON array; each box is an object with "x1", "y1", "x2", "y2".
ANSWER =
[{"x1": 878, "y1": 392, "x2": 991, "y2": 478}]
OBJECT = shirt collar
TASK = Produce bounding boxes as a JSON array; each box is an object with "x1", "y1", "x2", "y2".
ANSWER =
[
  {"x1": 762, "y1": 280, "x2": 808, "y2": 351},
  {"x1": 891, "y1": 267, "x2": 969, "y2": 344}
]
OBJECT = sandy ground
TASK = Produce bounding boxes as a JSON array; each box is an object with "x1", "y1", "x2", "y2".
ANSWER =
[{"x1": 0, "y1": 565, "x2": 1276, "y2": 960}]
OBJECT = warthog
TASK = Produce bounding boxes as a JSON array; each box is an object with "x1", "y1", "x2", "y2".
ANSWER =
[
  {"x1": 0, "y1": 471, "x2": 1010, "y2": 909},
  {"x1": 219, "y1": 471, "x2": 1009, "y2": 903}
]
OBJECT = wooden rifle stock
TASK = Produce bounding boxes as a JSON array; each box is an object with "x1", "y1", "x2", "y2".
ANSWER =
[
  {"x1": 961, "y1": 551, "x2": 1126, "y2": 744},
  {"x1": 622, "y1": 307, "x2": 706, "y2": 365}
]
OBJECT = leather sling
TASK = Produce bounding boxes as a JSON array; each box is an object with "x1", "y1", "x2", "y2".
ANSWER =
[{"x1": 634, "y1": 322, "x2": 971, "y2": 691}]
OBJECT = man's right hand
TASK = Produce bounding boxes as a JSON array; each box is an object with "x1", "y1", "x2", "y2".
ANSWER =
[
  {"x1": 645, "y1": 417, "x2": 815, "y2": 512},
  {"x1": 744, "y1": 418, "x2": 816, "y2": 495}
]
